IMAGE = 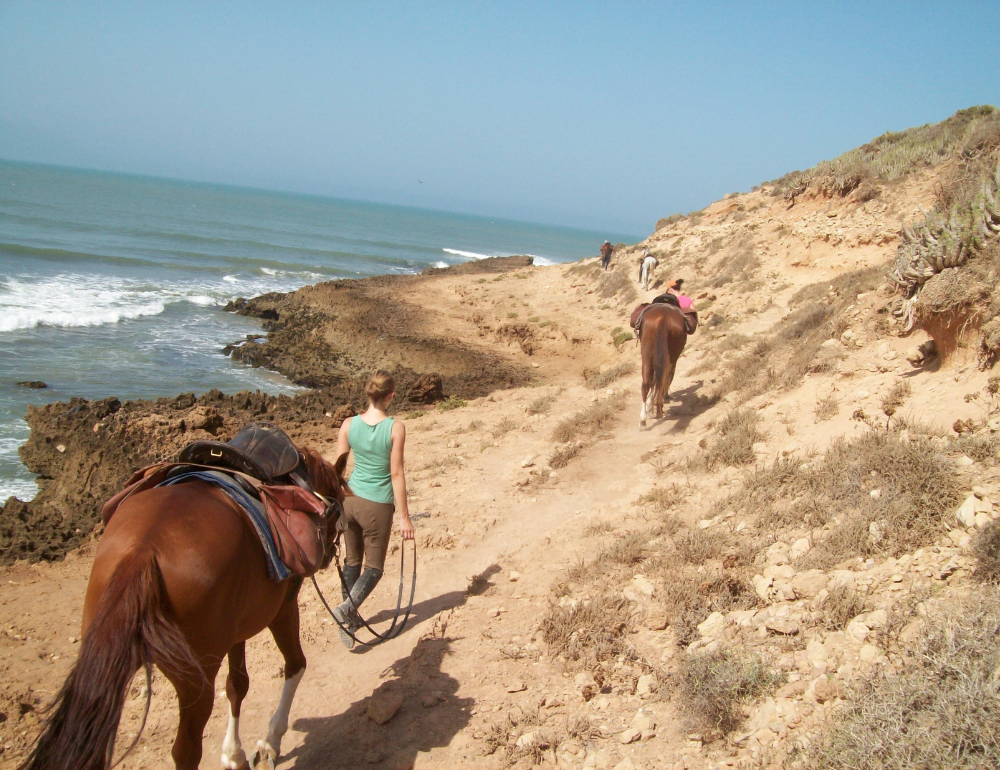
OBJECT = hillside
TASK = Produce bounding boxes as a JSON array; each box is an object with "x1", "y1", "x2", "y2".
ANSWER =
[{"x1": 3, "y1": 107, "x2": 1000, "y2": 770}]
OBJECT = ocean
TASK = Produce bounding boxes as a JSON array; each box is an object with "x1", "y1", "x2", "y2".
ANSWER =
[{"x1": 0, "y1": 160, "x2": 635, "y2": 501}]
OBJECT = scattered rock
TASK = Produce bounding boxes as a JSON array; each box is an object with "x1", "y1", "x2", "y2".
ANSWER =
[
  {"x1": 516, "y1": 731, "x2": 538, "y2": 748},
  {"x1": 697, "y1": 611, "x2": 727, "y2": 638},
  {"x1": 812, "y1": 676, "x2": 840, "y2": 704},
  {"x1": 367, "y1": 686, "x2": 403, "y2": 724},
  {"x1": 520, "y1": 455, "x2": 535, "y2": 468},
  {"x1": 407, "y1": 373, "x2": 445, "y2": 404},
  {"x1": 635, "y1": 674, "x2": 657, "y2": 698},
  {"x1": 509, "y1": 571, "x2": 521, "y2": 582},
  {"x1": 17, "y1": 381, "x2": 47, "y2": 389},
  {"x1": 507, "y1": 681, "x2": 527, "y2": 693},
  {"x1": 618, "y1": 728, "x2": 641, "y2": 745},
  {"x1": 765, "y1": 619, "x2": 800, "y2": 636},
  {"x1": 956, "y1": 496, "x2": 979, "y2": 527}
]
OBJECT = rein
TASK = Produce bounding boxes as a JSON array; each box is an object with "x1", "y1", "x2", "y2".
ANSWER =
[{"x1": 312, "y1": 493, "x2": 418, "y2": 647}]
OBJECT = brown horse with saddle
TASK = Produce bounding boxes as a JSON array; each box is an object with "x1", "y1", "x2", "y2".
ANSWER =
[
  {"x1": 630, "y1": 292, "x2": 698, "y2": 428},
  {"x1": 20, "y1": 424, "x2": 349, "y2": 770}
]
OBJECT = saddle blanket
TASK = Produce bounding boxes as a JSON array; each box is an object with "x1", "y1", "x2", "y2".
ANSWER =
[{"x1": 159, "y1": 470, "x2": 290, "y2": 581}]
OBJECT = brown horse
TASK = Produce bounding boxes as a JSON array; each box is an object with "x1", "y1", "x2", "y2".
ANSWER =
[
  {"x1": 20, "y1": 448, "x2": 348, "y2": 770},
  {"x1": 638, "y1": 304, "x2": 688, "y2": 428}
]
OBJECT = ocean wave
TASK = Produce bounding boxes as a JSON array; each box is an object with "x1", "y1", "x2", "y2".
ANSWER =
[
  {"x1": 260, "y1": 267, "x2": 278, "y2": 276},
  {"x1": 433, "y1": 260, "x2": 448, "y2": 268},
  {"x1": 442, "y1": 248, "x2": 493, "y2": 260},
  {"x1": 0, "y1": 271, "x2": 316, "y2": 333},
  {"x1": 0, "y1": 476, "x2": 38, "y2": 503},
  {"x1": 0, "y1": 276, "x2": 169, "y2": 332}
]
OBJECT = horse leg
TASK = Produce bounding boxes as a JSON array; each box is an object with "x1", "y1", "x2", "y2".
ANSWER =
[
  {"x1": 252, "y1": 593, "x2": 306, "y2": 770},
  {"x1": 639, "y1": 380, "x2": 649, "y2": 428},
  {"x1": 171, "y1": 661, "x2": 221, "y2": 770},
  {"x1": 221, "y1": 642, "x2": 250, "y2": 770}
]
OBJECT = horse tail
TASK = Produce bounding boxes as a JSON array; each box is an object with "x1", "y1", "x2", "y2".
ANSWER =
[
  {"x1": 650, "y1": 315, "x2": 671, "y2": 407},
  {"x1": 20, "y1": 551, "x2": 203, "y2": 770}
]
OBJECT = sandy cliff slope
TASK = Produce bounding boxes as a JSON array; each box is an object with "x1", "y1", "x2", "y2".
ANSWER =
[{"x1": 3, "y1": 148, "x2": 1000, "y2": 770}]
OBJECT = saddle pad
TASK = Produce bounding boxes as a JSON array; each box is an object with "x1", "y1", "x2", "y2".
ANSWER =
[{"x1": 159, "y1": 470, "x2": 291, "y2": 582}]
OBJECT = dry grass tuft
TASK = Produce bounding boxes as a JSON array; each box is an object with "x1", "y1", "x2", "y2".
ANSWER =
[
  {"x1": 704, "y1": 408, "x2": 765, "y2": 467},
  {"x1": 586, "y1": 361, "x2": 636, "y2": 390},
  {"x1": 822, "y1": 584, "x2": 867, "y2": 630},
  {"x1": 491, "y1": 416, "x2": 519, "y2": 439},
  {"x1": 973, "y1": 521, "x2": 1000, "y2": 583},
  {"x1": 814, "y1": 393, "x2": 840, "y2": 422},
  {"x1": 548, "y1": 443, "x2": 582, "y2": 469},
  {"x1": 658, "y1": 568, "x2": 758, "y2": 647},
  {"x1": 813, "y1": 589, "x2": 1000, "y2": 769},
  {"x1": 679, "y1": 646, "x2": 784, "y2": 735},
  {"x1": 635, "y1": 484, "x2": 683, "y2": 513},
  {"x1": 540, "y1": 594, "x2": 634, "y2": 668},
  {"x1": 526, "y1": 392, "x2": 558, "y2": 415},
  {"x1": 551, "y1": 392, "x2": 627, "y2": 444}
]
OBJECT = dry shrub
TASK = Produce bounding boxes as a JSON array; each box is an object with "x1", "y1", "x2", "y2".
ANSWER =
[
  {"x1": 526, "y1": 392, "x2": 558, "y2": 415},
  {"x1": 540, "y1": 594, "x2": 633, "y2": 667},
  {"x1": 491, "y1": 416, "x2": 519, "y2": 439},
  {"x1": 716, "y1": 332, "x2": 752, "y2": 354},
  {"x1": 598, "y1": 269, "x2": 638, "y2": 304},
  {"x1": 950, "y1": 431, "x2": 1000, "y2": 464},
  {"x1": 635, "y1": 484, "x2": 683, "y2": 513},
  {"x1": 674, "y1": 527, "x2": 733, "y2": 565},
  {"x1": 551, "y1": 392, "x2": 627, "y2": 444},
  {"x1": 679, "y1": 646, "x2": 784, "y2": 735},
  {"x1": 660, "y1": 568, "x2": 758, "y2": 647},
  {"x1": 584, "y1": 519, "x2": 615, "y2": 537},
  {"x1": 822, "y1": 584, "x2": 867, "y2": 630},
  {"x1": 467, "y1": 564, "x2": 501, "y2": 596},
  {"x1": 586, "y1": 361, "x2": 635, "y2": 389},
  {"x1": 814, "y1": 394, "x2": 839, "y2": 422},
  {"x1": 548, "y1": 443, "x2": 581, "y2": 469},
  {"x1": 419, "y1": 454, "x2": 462, "y2": 472},
  {"x1": 813, "y1": 589, "x2": 1000, "y2": 769},
  {"x1": 704, "y1": 408, "x2": 765, "y2": 468},
  {"x1": 973, "y1": 521, "x2": 1000, "y2": 583},
  {"x1": 878, "y1": 380, "x2": 911, "y2": 421}
]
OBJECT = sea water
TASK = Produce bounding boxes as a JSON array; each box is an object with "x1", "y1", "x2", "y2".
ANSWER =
[{"x1": 0, "y1": 160, "x2": 635, "y2": 500}]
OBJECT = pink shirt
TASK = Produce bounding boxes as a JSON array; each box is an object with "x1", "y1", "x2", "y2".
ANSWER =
[{"x1": 674, "y1": 293, "x2": 693, "y2": 310}]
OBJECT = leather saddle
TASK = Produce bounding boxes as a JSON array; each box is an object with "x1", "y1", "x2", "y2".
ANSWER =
[{"x1": 178, "y1": 422, "x2": 305, "y2": 485}]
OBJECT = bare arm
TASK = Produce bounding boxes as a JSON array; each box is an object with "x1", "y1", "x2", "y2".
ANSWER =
[
  {"x1": 336, "y1": 417, "x2": 352, "y2": 463},
  {"x1": 390, "y1": 420, "x2": 414, "y2": 540}
]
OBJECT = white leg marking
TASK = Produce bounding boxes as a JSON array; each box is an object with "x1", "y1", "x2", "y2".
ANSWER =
[
  {"x1": 221, "y1": 710, "x2": 247, "y2": 770},
  {"x1": 253, "y1": 669, "x2": 304, "y2": 770}
]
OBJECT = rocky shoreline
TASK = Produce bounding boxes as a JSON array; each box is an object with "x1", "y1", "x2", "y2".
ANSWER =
[{"x1": 0, "y1": 256, "x2": 536, "y2": 566}]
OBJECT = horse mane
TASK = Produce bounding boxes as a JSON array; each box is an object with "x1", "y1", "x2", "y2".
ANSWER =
[{"x1": 300, "y1": 446, "x2": 346, "y2": 498}]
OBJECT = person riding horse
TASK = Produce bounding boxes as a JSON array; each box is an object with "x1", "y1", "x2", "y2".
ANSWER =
[
  {"x1": 638, "y1": 249, "x2": 658, "y2": 290},
  {"x1": 600, "y1": 240, "x2": 615, "y2": 270}
]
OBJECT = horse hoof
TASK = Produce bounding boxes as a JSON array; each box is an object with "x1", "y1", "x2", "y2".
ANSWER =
[
  {"x1": 221, "y1": 749, "x2": 248, "y2": 770},
  {"x1": 251, "y1": 742, "x2": 277, "y2": 770}
]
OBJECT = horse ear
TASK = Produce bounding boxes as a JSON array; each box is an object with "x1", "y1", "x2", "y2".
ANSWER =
[{"x1": 334, "y1": 452, "x2": 349, "y2": 482}]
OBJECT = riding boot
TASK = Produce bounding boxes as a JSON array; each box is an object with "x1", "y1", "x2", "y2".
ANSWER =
[
  {"x1": 332, "y1": 567, "x2": 384, "y2": 649},
  {"x1": 335, "y1": 564, "x2": 362, "y2": 650}
]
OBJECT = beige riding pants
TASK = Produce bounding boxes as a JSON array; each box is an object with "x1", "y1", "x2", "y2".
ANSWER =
[{"x1": 342, "y1": 495, "x2": 395, "y2": 571}]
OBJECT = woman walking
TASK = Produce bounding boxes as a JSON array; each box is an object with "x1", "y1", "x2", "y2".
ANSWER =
[{"x1": 333, "y1": 370, "x2": 415, "y2": 648}]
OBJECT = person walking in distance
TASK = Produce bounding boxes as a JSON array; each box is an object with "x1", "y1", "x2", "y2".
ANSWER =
[
  {"x1": 333, "y1": 370, "x2": 415, "y2": 648},
  {"x1": 639, "y1": 248, "x2": 658, "y2": 290},
  {"x1": 600, "y1": 240, "x2": 615, "y2": 271}
]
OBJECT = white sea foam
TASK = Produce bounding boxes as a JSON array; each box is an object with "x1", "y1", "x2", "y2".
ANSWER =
[
  {"x1": 0, "y1": 476, "x2": 38, "y2": 503},
  {"x1": 186, "y1": 295, "x2": 217, "y2": 307},
  {"x1": 223, "y1": 274, "x2": 239, "y2": 283},
  {"x1": 529, "y1": 255, "x2": 556, "y2": 266},
  {"x1": 433, "y1": 260, "x2": 448, "y2": 268},
  {"x1": 260, "y1": 267, "x2": 278, "y2": 276},
  {"x1": 442, "y1": 248, "x2": 493, "y2": 260},
  {"x1": 0, "y1": 276, "x2": 168, "y2": 332}
]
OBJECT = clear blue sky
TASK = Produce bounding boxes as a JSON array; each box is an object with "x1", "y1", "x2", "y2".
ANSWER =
[{"x1": 1, "y1": 2, "x2": 997, "y2": 236}]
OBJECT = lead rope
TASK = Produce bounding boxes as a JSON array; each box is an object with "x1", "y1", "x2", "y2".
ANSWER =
[{"x1": 312, "y1": 534, "x2": 417, "y2": 647}]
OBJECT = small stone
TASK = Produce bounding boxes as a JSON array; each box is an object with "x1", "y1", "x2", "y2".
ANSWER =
[
  {"x1": 509, "y1": 571, "x2": 521, "y2": 582},
  {"x1": 631, "y1": 575, "x2": 655, "y2": 598},
  {"x1": 618, "y1": 727, "x2": 641, "y2": 744},
  {"x1": 632, "y1": 712, "x2": 656, "y2": 731},
  {"x1": 367, "y1": 688, "x2": 403, "y2": 724},
  {"x1": 613, "y1": 758, "x2": 637, "y2": 770},
  {"x1": 859, "y1": 644, "x2": 881, "y2": 664},
  {"x1": 520, "y1": 456, "x2": 535, "y2": 468},
  {"x1": 487, "y1": 607, "x2": 501, "y2": 618},
  {"x1": 765, "y1": 619, "x2": 800, "y2": 636},
  {"x1": 955, "y1": 455, "x2": 975, "y2": 467},
  {"x1": 636, "y1": 674, "x2": 657, "y2": 698},
  {"x1": 697, "y1": 611, "x2": 727, "y2": 638},
  {"x1": 812, "y1": 676, "x2": 840, "y2": 703},
  {"x1": 55, "y1": 444, "x2": 66, "y2": 453},
  {"x1": 869, "y1": 488, "x2": 882, "y2": 500},
  {"x1": 507, "y1": 681, "x2": 527, "y2": 693},
  {"x1": 956, "y1": 496, "x2": 979, "y2": 527},
  {"x1": 516, "y1": 731, "x2": 537, "y2": 748}
]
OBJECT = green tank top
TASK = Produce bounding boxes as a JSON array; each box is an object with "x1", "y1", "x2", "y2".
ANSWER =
[{"x1": 347, "y1": 416, "x2": 395, "y2": 505}]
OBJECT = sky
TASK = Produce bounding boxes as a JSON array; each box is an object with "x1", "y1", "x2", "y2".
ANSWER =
[{"x1": 1, "y1": 2, "x2": 997, "y2": 236}]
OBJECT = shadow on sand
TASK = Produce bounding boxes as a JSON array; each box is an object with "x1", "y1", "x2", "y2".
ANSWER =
[{"x1": 285, "y1": 635, "x2": 474, "y2": 769}]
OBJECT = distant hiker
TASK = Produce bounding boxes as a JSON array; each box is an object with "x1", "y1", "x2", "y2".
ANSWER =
[
  {"x1": 334, "y1": 370, "x2": 415, "y2": 649},
  {"x1": 600, "y1": 240, "x2": 615, "y2": 270},
  {"x1": 638, "y1": 249, "x2": 658, "y2": 290}
]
